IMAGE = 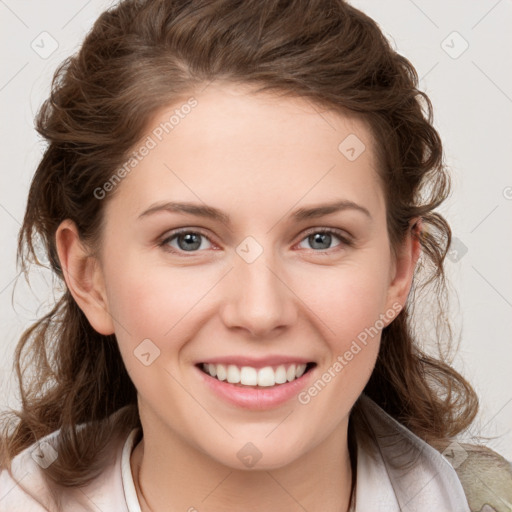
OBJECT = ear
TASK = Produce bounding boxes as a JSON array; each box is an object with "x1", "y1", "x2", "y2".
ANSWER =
[
  {"x1": 55, "y1": 219, "x2": 115, "y2": 335},
  {"x1": 384, "y1": 217, "x2": 422, "y2": 316}
]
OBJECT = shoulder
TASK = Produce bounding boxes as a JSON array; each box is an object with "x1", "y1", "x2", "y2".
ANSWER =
[
  {"x1": 0, "y1": 426, "x2": 131, "y2": 512},
  {"x1": 446, "y1": 442, "x2": 512, "y2": 512},
  {"x1": 0, "y1": 429, "x2": 61, "y2": 511}
]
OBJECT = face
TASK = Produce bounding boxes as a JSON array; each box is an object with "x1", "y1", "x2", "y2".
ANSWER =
[{"x1": 63, "y1": 81, "x2": 414, "y2": 470}]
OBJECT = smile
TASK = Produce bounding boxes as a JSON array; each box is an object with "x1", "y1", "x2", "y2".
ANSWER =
[{"x1": 198, "y1": 362, "x2": 316, "y2": 387}]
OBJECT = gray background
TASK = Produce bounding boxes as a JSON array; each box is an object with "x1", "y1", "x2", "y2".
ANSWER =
[{"x1": 1, "y1": 0, "x2": 511, "y2": 460}]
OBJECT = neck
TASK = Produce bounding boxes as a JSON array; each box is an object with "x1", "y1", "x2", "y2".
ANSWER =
[{"x1": 130, "y1": 417, "x2": 355, "y2": 512}]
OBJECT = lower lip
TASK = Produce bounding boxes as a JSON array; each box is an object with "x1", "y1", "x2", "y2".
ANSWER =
[{"x1": 195, "y1": 364, "x2": 316, "y2": 410}]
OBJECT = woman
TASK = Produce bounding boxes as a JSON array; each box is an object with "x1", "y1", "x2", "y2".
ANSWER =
[{"x1": 1, "y1": 0, "x2": 511, "y2": 510}]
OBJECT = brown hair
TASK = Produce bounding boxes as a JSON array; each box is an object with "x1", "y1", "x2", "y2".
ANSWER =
[{"x1": 1, "y1": 0, "x2": 478, "y2": 487}]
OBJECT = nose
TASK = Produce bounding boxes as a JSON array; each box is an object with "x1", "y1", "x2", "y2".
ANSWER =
[{"x1": 220, "y1": 246, "x2": 297, "y2": 338}]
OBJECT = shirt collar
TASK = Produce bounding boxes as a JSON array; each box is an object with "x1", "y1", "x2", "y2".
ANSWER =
[
  {"x1": 121, "y1": 395, "x2": 471, "y2": 512},
  {"x1": 353, "y1": 394, "x2": 471, "y2": 511}
]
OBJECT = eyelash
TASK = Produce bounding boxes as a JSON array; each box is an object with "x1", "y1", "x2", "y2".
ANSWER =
[{"x1": 158, "y1": 227, "x2": 353, "y2": 256}]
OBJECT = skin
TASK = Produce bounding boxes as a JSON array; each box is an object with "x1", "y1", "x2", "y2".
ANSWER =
[{"x1": 56, "y1": 81, "x2": 421, "y2": 512}]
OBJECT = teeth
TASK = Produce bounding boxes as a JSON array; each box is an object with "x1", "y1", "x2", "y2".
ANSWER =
[
  {"x1": 227, "y1": 365, "x2": 241, "y2": 383},
  {"x1": 296, "y1": 364, "x2": 307, "y2": 378},
  {"x1": 286, "y1": 364, "x2": 296, "y2": 382},
  {"x1": 216, "y1": 364, "x2": 227, "y2": 381},
  {"x1": 257, "y1": 366, "x2": 275, "y2": 387},
  {"x1": 240, "y1": 366, "x2": 258, "y2": 385},
  {"x1": 201, "y1": 362, "x2": 309, "y2": 387},
  {"x1": 207, "y1": 363, "x2": 217, "y2": 377},
  {"x1": 274, "y1": 365, "x2": 287, "y2": 384}
]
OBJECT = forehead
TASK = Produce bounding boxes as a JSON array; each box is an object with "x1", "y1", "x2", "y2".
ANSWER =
[{"x1": 105, "y1": 82, "x2": 385, "y2": 224}]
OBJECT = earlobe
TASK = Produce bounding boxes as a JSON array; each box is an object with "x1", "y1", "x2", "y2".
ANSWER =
[
  {"x1": 385, "y1": 218, "x2": 422, "y2": 315},
  {"x1": 55, "y1": 219, "x2": 115, "y2": 335}
]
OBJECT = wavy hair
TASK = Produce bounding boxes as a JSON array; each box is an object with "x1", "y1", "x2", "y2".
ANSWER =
[{"x1": 0, "y1": 0, "x2": 478, "y2": 486}]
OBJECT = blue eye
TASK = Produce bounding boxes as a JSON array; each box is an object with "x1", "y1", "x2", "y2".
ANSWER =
[
  {"x1": 159, "y1": 227, "x2": 351, "y2": 255},
  {"x1": 297, "y1": 228, "x2": 350, "y2": 252},
  {"x1": 160, "y1": 229, "x2": 213, "y2": 253}
]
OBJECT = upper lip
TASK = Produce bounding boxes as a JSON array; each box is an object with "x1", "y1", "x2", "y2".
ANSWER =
[{"x1": 197, "y1": 356, "x2": 315, "y2": 369}]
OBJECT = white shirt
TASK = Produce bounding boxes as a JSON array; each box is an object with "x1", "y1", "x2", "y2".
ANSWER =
[{"x1": 0, "y1": 394, "x2": 471, "y2": 511}]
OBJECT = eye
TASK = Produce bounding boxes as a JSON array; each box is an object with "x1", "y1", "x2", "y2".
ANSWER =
[
  {"x1": 297, "y1": 228, "x2": 351, "y2": 252},
  {"x1": 159, "y1": 229, "x2": 214, "y2": 254},
  {"x1": 158, "y1": 227, "x2": 352, "y2": 256}
]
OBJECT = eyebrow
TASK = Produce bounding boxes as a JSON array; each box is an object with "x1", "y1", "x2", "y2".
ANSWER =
[{"x1": 137, "y1": 199, "x2": 372, "y2": 224}]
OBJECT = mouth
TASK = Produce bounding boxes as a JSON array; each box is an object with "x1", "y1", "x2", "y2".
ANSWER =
[{"x1": 195, "y1": 361, "x2": 317, "y2": 388}]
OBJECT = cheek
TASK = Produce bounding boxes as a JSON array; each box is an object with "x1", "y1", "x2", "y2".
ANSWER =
[
  {"x1": 294, "y1": 260, "x2": 391, "y2": 341},
  {"x1": 292, "y1": 264, "x2": 392, "y2": 417},
  {"x1": 102, "y1": 256, "x2": 226, "y2": 381},
  {"x1": 104, "y1": 254, "x2": 210, "y2": 335},
  {"x1": 103, "y1": 259, "x2": 204, "y2": 390}
]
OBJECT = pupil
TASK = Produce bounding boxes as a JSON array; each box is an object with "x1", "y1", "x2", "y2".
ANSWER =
[
  {"x1": 177, "y1": 232, "x2": 331, "y2": 252},
  {"x1": 310, "y1": 233, "x2": 330, "y2": 250},
  {"x1": 179, "y1": 233, "x2": 201, "y2": 251}
]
